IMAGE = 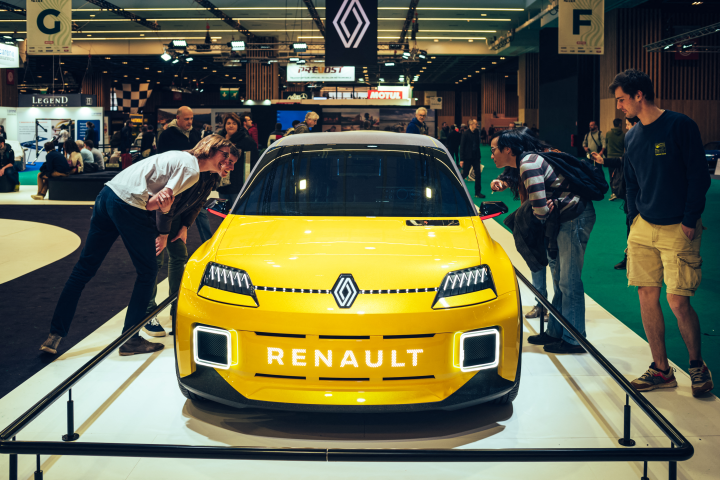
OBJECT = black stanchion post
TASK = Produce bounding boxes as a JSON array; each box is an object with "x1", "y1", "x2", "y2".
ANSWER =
[
  {"x1": 539, "y1": 303, "x2": 545, "y2": 334},
  {"x1": 669, "y1": 443, "x2": 677, "y2": 480},
  {"x1": 34, "y1": 454, "x2": 42, "y2": 480},
  {"x1": 641, "y1": 460, "x2": 649, "y2": 480},
  {"x1": 61, "y1": 389, "x2": 80, "y2": 442},
  {"x1": 9, "y1": 436, "x2": 17, "y2": 480},
  {"x1": 618, "y1": 394, "x2": 636, "y2": 447}
]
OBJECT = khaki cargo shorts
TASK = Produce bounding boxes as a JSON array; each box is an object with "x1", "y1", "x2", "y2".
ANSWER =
[{"x1": 626, "y1": 216, "x2": 704, "y2": 296}]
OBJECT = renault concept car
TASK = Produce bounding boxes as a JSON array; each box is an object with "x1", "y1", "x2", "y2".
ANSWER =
[{"x1": 175, "y1": 131, "x2": 521, "y2": 412}]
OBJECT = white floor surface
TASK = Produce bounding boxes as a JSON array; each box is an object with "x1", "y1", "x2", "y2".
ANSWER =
[{"x1": 1, "y1": 218, "x2": 719, "y2": 480}]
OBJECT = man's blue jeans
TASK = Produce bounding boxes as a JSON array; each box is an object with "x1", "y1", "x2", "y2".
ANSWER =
[
  {"x1": 531, "y1": 268, "x2": 548, "y2": 309},
  {"x1": 546, "y1": 204, "x2": 596, "y2": 345},
  {"x1": 50, "y1": 187, "x2": 158, "y2": 337}
]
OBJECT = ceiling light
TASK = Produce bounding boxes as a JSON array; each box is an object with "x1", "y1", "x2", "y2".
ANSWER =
[
  {"x1": 379, "y1": 77, "x2": 385, "y2": 82},
  {"x1": 185, "y1": 56, "x2": 193, "y2": 62},
  {"x1": 229, "y1": 40, "x2": 245, "y2": 51},
  {"x1": 402, "y1": 51, "x2": 410, "y2": 58},
  {"x1": 297, "y1": 59, "x2": 306, "y2": 64},
  {"x1": 500, "y1": 57, "x2": 505, "y2": 60},
  {"x1": 468, "y1": 39, "x2": 473, "y2": 42},
  {"x1": 170, "y1": 39, "x2": 187, "y2": 49},
  {"x1": 172, "y1": 58, "x2": 180, "y2": 64},
  {"x1": 289, "y1": 57, "x2": 299, "y2": 62},
  {"x1": 434, "y1": 39, "x2": 439, "y2": 42},
  {"x1": 385, "y1": 62, "x2": 395, "y2": 66},
  {"x1": 293, "y1": 42, "x2": 307, "y2": 52},
  {"x1": 663, "y1": 44, "x2": 673, "y2": 50}
]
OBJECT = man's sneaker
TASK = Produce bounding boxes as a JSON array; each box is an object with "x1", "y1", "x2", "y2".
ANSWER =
[
  {"x1": 631, "y1": 363, "x2": 677, "y2": 392},
  {"x1": 544, "y1": 339, "x2": 585, "y2": 354},
  {"x1": 525, "y1": 305, "x2": 547, "y2": 319},
  {"x1": 608, "y1": 193, "x2": 618, "y2": 201},
  {"x1": 31, "y1": 194, "x2": 45, "y2": 200},
  {"x1": 614, "y1": 256, "x2": 627, "y2": 270},
  {"x1": 39, "y1": 333, "x2": 62, "y2": 354},
  {"x1": 119, "y1": 336, "x2": 164, "y2": 356},
  {"x1": 527, "y1": 331, "x2": 561, "y2": 346},
  {"x1": 689, "y1": 361, "x2": 713, "y2": 397},
  {"x1": 142, "y1": 317, "x2": 166, "y2": 337}
]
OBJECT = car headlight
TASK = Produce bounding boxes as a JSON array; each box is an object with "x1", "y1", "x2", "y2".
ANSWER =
[
  {"x1": 433, "y1": 265, "x2": 495, "y2": 308},
  {"x1": 201, "y1": 262, "x2": 257, "y2": 298}
]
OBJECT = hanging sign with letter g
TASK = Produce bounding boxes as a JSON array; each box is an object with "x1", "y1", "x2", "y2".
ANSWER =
[
  {"x1": 27, "y1": 0, "x2": 73, "y2": 54},
  {"x1": 558, "y1": 0, "x2": 604, "y2": 55}
]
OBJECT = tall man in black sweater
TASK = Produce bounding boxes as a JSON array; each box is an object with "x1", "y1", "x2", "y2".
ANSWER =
[{"x1": 611, "y1": 69, "x2": 712, "y2": 397}]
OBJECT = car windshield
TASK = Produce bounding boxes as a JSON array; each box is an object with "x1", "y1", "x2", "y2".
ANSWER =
[
  {"x1": 705, "y1": 142, "x2": 720, "y2": 151},
  {"x1": 233, "y1": 146, "x2": 474, "y2": 217}
]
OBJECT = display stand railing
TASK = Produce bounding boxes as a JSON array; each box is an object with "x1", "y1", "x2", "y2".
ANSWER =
[{"x1": 0, "y1": 269, "x2": 693, "y2": 480}]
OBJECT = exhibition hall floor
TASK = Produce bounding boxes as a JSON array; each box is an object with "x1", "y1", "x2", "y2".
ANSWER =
[{"x1": 1, "y1": 219, "x2": 718, "y2": 480}]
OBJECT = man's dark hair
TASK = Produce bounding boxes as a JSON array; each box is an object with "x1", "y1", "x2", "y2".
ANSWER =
[
  {"x1": 291, "y1": 120, "x2": 300, "y2": 127},
  {"x1": 275, "y1": 122, "x2": 282, "y2": 130},
  {"x1": 44, "y1": 141, "x2": 55, "y2": 152},
  {"x1": 609, "y1": 69, "x2": 655, "y2": 102},
  {"x1": 243, "y1": 115, "x2": 252, "y2": 124},
  {"x1": 613, "y1": 118, "x2": 622, "y2": 128},
  {"x1": 85, "y1": 139, "x2": 94, "y2": 149}
]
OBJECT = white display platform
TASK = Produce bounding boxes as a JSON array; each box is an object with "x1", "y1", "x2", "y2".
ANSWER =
[{"x1": 1, "y1": 221, "x2": 719, "y2": 480}]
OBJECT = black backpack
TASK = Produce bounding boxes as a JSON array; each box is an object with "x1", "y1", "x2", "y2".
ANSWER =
[{"x1": 522, "y1": 150, "x2": 609, "y2": 201}]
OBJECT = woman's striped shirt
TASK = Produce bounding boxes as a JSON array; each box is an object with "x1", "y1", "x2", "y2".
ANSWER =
[{"x1": 519, "y1": 153, "x2": 580, "y2": 221}]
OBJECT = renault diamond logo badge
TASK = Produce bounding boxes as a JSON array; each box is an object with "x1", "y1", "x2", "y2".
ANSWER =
[
  {"x1": 332, "y1": 0, "x2": 371, "y2": 49},
  {"x1": 331, "y1": 274, "x2": 359, "y2": 308}
]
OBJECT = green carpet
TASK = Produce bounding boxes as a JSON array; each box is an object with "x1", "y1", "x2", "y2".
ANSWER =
[
  {"x1": 19, "y1": 170, "x2": 38, "y2": 186},
  {"x1": 469, "y1": 145, "x2": 719, "y2": 376}
]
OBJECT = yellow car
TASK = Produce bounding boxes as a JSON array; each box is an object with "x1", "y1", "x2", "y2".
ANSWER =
[{"x1": 175, "y1": 131, "x2": 521, "y2": 411}]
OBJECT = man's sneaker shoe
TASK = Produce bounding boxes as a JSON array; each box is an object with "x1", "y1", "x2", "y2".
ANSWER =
[
  {"x1": 614, "y1": 256, "x2": 627, "y2": 270},
  {"x1": 631, "y1": 363, "x2": 677, "y2": 392},
  {"x1": 689, "y1": 361, "x2": 713, "y2": 397},
  {"x1": 119, "y1": 336, "x2": 164, "y2": 356},
  {"x1": 40, "y1": 333, "x2": 62, "y2": 354},
  {"x1": 31, "y1": 194, "x2": 45, "y2": 200},
  {"x1": 142, "y1": 317, "x2": 166, "y2": 337},
  {"x1": 608, "y1": 193, "x2": 618, "y2": 201},
  {"x1": 525, "y1": 305, "x2": 547, "y2": 319},
  {"x1": 527, "y1": 332, "x2": 561, "y2": 346},
  {"x1": 544, "y1": 339, "x2": 585, "y2": 354},
  {"x1": 475, "y1": 193, "x2": 486, "y2": 199}
]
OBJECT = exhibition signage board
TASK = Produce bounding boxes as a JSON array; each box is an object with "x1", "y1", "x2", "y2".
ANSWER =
[
  {"x1": 27, "y1": 0, "x2": 73, "y2": 54},
  {"x1": 19, "y1": 94, "x2": 97, "y2": 107},
  {"x1": 325, "y1": 0, "x2": 378, "y2": 67},
  {"x1": 368, "y1": 90, "x2": 404, "y2": 100},
  {"x1": 0, "y1": 44, "x2": 19, "y2": 68},
  {"x1": 558, "y1": 0, "x2": 604, "y2": 55},
  {"x1": 286, "y1": 65, "x2": 356, "y2": 82},
  {"x1": 220, "y1": 88, "x2": 240, "y2": 101}
]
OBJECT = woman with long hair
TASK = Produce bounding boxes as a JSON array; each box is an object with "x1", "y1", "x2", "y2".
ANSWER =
[
  {"x1": 490, "y1": 127, "x2": 599, "y2": 354},
  {"x1": 215, "y1": 113, "x2": 246, "y2": 206},
  {"x1": 63, "y1": 138, "x2": 83, "y2": 174}
]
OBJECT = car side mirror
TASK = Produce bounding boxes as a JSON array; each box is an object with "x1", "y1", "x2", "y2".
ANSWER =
[
  {"x1": 479, "y1": 201, "x2": 508, "y2": 220},
  {"x1": 204, "y1": 198, "x2": 230, "y2": 218}
]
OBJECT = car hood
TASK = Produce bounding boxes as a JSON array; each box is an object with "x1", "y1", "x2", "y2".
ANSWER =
[{"x1": 215, "y1": 216, "x2": 481, "y2": 291}]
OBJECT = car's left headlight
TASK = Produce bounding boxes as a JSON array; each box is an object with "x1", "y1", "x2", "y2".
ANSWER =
[
  {"x1": 432, "y1": 265, "x2": 495, "y2": 308},
  {"x1": 201, "y1": 262, "x2": 256, "y2": 297}
]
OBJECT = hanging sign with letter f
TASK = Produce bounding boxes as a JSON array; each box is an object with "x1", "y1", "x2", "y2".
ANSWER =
[
  {"x1": 558, "y1": 0, "x2": 604, "y2": 55},
  {"x1": 325, "y1": 0, "x2": 378, "y2": 67}
]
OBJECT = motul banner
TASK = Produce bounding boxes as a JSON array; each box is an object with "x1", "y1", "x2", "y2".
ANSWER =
[
  {"x1": 368, "y1": 90, "x2": 404, "y2": 100},
  {"x1": 325, "y1": 0, "x2": 378, "y2": 67}
]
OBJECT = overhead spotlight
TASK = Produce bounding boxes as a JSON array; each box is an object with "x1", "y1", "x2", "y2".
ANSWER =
[
  {"x1": 172, "y1": 58, "x2": 180, "y2": 64},
  {"x1": 289, "y1": 57, "x2": 299, "y2": 62},
  {"x1": 161, "y1": 51, "x2": 172, "y2": 61},
  {"x1": 229, "y1": 40, "x2": 245, "y2": 51},
  {"x1": 389, "y1": 43, "x2": 405, "y2": 50},
  {"x1": 379, "y1": 77, "x2": 385, "y2": 82},
  {"x1": 402, "y1": 51, "x2": 411, "y2": 59},
  {"x1": 293, "y1": 42, "x2": 308, "y2": 52},
  {"x1": 418, "y1": 53, "x2": 426, "y2": 59},
  {"x1": 186, "y1": 56, "x2": 194, "y2": 62},
  {"x1": 357, "y1": 78, "x2": 364, "y2": 82},
  {"x1": 384, "y1": 62, "x2": 395, "y2": 67},
  {"x1": 170, "y1": 40, "x2": 187, "y2": 49},
  {"x1": 297, "y1": 59, "x2": 306, "y2": 64},
  {"x1": 663, "y1": 44, "x2": 673, "y2": 50},
  {"x1": 2, "y1": 35, "x2": 11, "y2": 39}
]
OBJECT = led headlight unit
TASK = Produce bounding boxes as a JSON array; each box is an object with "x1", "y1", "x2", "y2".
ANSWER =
[
  {"x1": 432, "y1": 265, "x2": 495, "y2": 308},
  {"x1": 201, "y1": 262, "x2": 257, "y2": 300}
]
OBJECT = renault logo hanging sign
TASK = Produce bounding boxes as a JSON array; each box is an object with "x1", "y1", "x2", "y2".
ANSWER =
[{"x1": 326, "y1": 0, "x2": 378, "y2": 67}]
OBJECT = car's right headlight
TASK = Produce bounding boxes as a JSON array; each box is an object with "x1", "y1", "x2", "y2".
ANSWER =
[{"x1": 432, "y1": 265, "x2": 496, "y2": 309}]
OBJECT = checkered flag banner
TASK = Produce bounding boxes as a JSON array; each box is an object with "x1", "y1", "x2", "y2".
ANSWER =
[{"x1": 113, "y1": 83, "x2": 153, "y2": 113}]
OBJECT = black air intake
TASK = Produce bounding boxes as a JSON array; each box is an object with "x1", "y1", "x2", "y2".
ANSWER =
[
  {"x1": 461, "y1": 329, "x2": 499, "y2": 371},
  {"x1": 194, "y1": 326, "x2": 230, "y2": 369}
]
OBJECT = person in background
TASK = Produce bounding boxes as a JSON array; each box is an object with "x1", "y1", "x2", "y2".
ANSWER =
[
  {"x1": 84, "y1": 122, "x2": 99, "y2": 148},
  {"x1": 110, "y1": 129, "x2": 122, "y2": 151},
  {"x1": 217, "y1": 113, "x2": 255, "y2": 207},
  {"x1": 447, "y1": 124, "x2": 461, "y2": 163},
  {"x1": 0, "y1": 137, "x2": 18, "y2": 192},
  {"x1": 85, "y1": 139, "x2": 104, "y2": 171},
  {"x1": 120, "y1": 147, "x2": 133, "y2": 170},
  {"x1": 492, "y1": 128, "x2": 599, "y2": 354},
  {"x1": 294, "y1": 112, "x2": 319, "y2": 135},
  {"x1": 120, "y1": 120, "x2": 134, "y2": 154},
  {"x1": 140, "y1": 125, "x2": 157, "y2": 158},
  {"x1": 55, "y1": 124, "x2": 70, "y2": 147},
  {"x1": 267, "y1": 122, "x2": 285, "y2": 147},
  {"x1": 158, "y1": 107, "x2": 200, "y2": 153},
  {"x1": 610, "y1": 69, "x2": 712, "y2": 397},
  {"x1": 39, "y1": 135, "x2": 236, "y2": 356},
  {"x1": 283, "y1": 120, "x2": 301, "y2": 137},
  {"x1": 0, "y1": 125, "x2": 7, "y2": 143},
  {"x1": 438, "y1": 122, "x2": 448, "y2": 145},
  {"x1": 480, "y1": 126, "x2": 488, "y2": 145},
  {"x1": 143, "y1": 144, "x2": 239, "y2": 337},
  {"x1": 248, "y1": 120, "x2": 259, "y2": 146},
  {"x1": 32, "y1": 142, "x2": 71, "y2": 200},
  {"x1": 64, "y1": 139, "x2": 83, "y2": 174},
  {"x1": 76, "y1": 140, "x2": 94, "y2": 168},
  {"x1": 583, "y1": 120, "x2": 606, "y2": 158},
  {"x1": 201, "y1": 124, "x2": 213, "y2": 138},
  {"x1": 604, "y1": 118, "x2": 626, "y2": 201},
  {"x1": 406, "y1": 107, "x2": 428, "y2": 135},
  {"x1": 460, "y1": 119, "x2": 484, "y2": 198}
]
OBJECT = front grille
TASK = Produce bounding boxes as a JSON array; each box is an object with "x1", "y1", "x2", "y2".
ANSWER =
[
  {"x1": 461, "y1": 331, "x2": 498, "y2": 370},
  {"x1": 320, "y1": 377, "x2": 370, "y2": 381},
  {"x1": 319, "y1": 335, "x2": 370, "y2": 340},
  {"x1": 255, "y1": 373, "x2": 306, "y2": 380},
  {"x1": 383, "y1": 375, "x2": 435, "y2": 381}
]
